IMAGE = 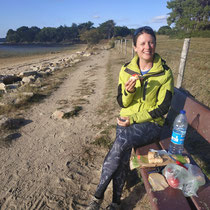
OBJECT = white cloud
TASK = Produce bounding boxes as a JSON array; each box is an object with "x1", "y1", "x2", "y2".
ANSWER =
[
  {"x1": 93, "y1": 15, "x2": 100, "y2": 19},
  {"x1": 150, "y1": 15, "x2": 169, "y2": 23}
]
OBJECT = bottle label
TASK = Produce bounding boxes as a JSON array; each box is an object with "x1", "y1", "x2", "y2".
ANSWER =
[{"x1": 171, "y1": 130, "x2": 186, "y2": 145}]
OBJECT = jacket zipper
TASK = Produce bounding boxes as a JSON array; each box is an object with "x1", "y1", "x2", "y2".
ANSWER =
[{"x1": 143, "y1": 80, "x2": 148, "y2": 101}]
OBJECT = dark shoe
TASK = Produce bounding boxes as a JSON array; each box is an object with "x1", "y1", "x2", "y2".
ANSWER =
[
  {"x1": 86, "y1": 196, "x2": 103, "y2": 210},
  {"x1": 106, "y1": 202, "x2": 120, "y2": 210}
]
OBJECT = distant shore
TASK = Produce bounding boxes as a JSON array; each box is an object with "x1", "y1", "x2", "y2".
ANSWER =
[
  {"x1": 0, "y1": 43, "x2": 84, "y2": 59},
  {"x1": 0, "y1": 43, "x2": 87, "y2": 75}
]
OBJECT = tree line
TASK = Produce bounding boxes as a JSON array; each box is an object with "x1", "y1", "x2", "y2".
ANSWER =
[{"x1": 6, "y1": 20, "x2": 132, "y2": 44}]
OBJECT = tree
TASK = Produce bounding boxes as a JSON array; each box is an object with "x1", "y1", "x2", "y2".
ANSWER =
[
  {"x1": 36, "y1": 27, "x2": 57, "y2": 42},
  {"x1": 157, "y1": 26, "x2": 172, "y2": 35},
  {"x1": 30, "y1": 26, "x2": 41, "y2": 42},
  {"x1": 114, "y1": 26, "x2": 131, "y2": 37},
  {"x1": 78, "y1": 21, "x2": 94, "y2": 32},
  {"x1": 167, "y1": 0, "x2": 210, "y2": 31},
  {"x1": 6, "y1": 29, "x2": 20, "y2": 42},
  {"x1": 98, "y1": 20, "x2": 116, "y2": 39},
  {"x1": 80, "y1": 28, "x2": 103, "y2": 45},
  {"x1": 6, "y1": 27, "x2": 41, "y2": 43},
  {"x1": 55, "y1": 25, "x2": 65, "y2": 42},
  {"x1": 70, "y1": 23, "x2": 79, "y2": 41},
  {"x1": 16, "y1": 26, "x2": 32, "y2": 42}
]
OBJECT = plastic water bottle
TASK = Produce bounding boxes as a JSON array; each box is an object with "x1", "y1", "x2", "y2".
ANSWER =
[{"x1": 168, "y1": 110, "x2": 188, "y2": 155}]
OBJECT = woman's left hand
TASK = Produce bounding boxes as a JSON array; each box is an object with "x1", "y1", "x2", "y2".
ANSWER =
[{"x1": 117, "y1": 116, "x2": 130, "y2": 127}]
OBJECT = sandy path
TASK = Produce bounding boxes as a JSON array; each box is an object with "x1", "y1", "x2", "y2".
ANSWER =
[{"x1": 0, "y1": 49, "x2": 150, "y2": 209}]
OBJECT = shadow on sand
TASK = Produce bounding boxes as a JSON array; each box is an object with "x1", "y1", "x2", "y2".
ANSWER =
[
  {"x1": 0, "y1": 118, "x2": 32, "y2": 147},
  {"x1": 120, "y1": 169, "x2": 147, "y2": 210}
]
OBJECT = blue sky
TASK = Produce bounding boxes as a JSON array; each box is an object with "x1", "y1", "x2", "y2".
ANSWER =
[{"x1": 0, "y1": 0, "x2": 171, "y2": 38}]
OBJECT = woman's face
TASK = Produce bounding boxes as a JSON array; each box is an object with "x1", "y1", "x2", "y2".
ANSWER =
[{"x1": 134, "y1": 33, "x2": 156, "y2": 63}]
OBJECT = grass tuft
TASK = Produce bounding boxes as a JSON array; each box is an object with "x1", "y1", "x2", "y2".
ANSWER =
[
  {"x1": 62, "y1": 106, "x2": 83, "y2": 119},
  {"x1": 91, "y1": 135, "x2": 113, "y2": 149}
]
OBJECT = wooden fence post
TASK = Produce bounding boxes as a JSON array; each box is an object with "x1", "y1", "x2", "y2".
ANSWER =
[
  {"x1": 132, "y1": 42, "x2": 135, "y2": 58},
  {"x1": 125, "y1": 39, "x2": 127, "y2": 56},
  {"x1": 176, "y1": 38, "x2": 190, "y2": 88}
]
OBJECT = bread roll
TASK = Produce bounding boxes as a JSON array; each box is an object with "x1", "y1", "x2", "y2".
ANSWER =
[
  {"x1": 148, "y1": 151, "x2": 155, "y2": 160},
  {"x1": 148, "y1": 173, "x2": 169, "y2": 191},
  {"x1": 153, "y1": 158, "x2": 164, "y2": 163},
  {"x1": 148, "y1": 151, "x2": 163, "y2": 164}
]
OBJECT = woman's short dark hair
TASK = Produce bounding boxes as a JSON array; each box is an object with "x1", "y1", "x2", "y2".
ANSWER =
[{"x1": 133, "y1": 26, "x2": 156, "y2": 46}]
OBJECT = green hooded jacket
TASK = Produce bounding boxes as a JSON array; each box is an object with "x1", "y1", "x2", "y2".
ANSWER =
[{"x1": 117, "y1": 53, "x2": 174, "y2": 126}]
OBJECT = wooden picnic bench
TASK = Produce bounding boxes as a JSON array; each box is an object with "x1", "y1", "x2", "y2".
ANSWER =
[{"x1": 135, "y1": 87, "x2": 210, "y2": 210}]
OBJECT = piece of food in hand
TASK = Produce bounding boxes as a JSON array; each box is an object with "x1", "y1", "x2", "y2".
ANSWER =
[
  {"x1": 130, "y1": 74, "x2": 139, "y2": 82},
  {"x1": 148, "y1": 151, "x2": 163, "y2": 164}
]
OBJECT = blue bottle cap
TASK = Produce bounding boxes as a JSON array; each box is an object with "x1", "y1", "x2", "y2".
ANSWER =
[{"x1": 180, "y1": 110, "x2": 186, "y2": 114}]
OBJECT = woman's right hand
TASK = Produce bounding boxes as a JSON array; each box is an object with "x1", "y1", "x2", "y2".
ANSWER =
[{"x1": 125, "y1": 78, "x2": 136, "y2": 93}]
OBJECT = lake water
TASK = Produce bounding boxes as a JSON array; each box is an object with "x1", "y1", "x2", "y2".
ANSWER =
[{"x1": 0, "y1": 43, "x2": 80, "y2": 58}]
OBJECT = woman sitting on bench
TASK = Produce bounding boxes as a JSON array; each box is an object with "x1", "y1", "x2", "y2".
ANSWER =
[{"x1": 87, "y1": 26, "x2": 174, "y2": 210}]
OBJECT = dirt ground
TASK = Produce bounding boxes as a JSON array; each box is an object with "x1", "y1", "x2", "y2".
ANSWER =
[{"x1": 0, "y1": 47, "x2": 151, "y2": 209}]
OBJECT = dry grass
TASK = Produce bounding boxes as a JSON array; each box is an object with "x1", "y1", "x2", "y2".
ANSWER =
[{"x1": 156, "y1": 36, "x2": 210, "y2": 107}]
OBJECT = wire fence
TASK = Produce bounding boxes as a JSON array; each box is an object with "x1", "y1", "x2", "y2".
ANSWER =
[{"x1": 114, "y1": 36, "x2": 210, "y2": 107}]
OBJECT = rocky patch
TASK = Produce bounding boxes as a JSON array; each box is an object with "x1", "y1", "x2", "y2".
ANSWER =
[{"x1": 0, "y1": 50, "x2": 94, "y2": 108}]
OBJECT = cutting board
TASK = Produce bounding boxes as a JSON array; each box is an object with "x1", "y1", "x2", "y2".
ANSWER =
[{"x1": 130, "y1": 154, "x2": 190, "y2": 169}]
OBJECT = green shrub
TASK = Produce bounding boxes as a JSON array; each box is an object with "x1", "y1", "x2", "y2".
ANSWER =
[
  {"x1": 109, "y1": 39, "x2": 115, "y2": 48},
  {"x1": 80, "y1": 29, "x2": 103, "y2": 46}
]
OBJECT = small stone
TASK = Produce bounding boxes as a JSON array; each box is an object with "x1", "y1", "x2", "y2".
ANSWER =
[{"x1": 51, "y1": 110, "x2": 65, "y2": 120}]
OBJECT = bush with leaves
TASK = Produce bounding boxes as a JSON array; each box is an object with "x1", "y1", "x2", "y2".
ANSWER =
[
  {"x1": 157, "y1": 26, "x2": 172, "y2": 35},
  {"x1": 80, "y1": 29, "x2": 103, "y2": 46}
]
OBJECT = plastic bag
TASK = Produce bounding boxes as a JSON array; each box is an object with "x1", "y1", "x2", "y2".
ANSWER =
[{"x1": 163, "y1": 163, "x2": 205, "y2": 197}]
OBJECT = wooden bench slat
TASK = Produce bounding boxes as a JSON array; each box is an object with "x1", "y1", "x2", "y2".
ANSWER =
[
  {"x1": 191, "y1": 183, "x2": 210, "y2": 210},
  {"x1": 184, "y1": 96, "x2": 210, "y2": 142},
  {"x1": 171, "y1": 88, "x2": 187, "y2": 113},
  {"x1": 135, "y1": 142, "x2": 161, "y2": 155}
]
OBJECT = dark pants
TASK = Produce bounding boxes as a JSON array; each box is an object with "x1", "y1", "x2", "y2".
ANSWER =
[{"x1": 94, "y1": 122, "x2": 161, "y2": 204}]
